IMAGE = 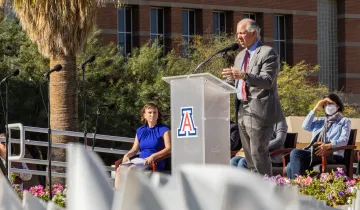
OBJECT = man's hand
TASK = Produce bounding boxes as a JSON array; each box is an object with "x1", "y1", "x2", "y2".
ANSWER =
[
  {"x1": 314, "y1": 142, "x2": 332, "y2": 156},
  {"x1": 222, "y1": 67, "x2": 246, "y2": 80}
]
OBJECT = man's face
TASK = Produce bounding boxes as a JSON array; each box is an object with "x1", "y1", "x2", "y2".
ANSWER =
[{"x1": 236, "y1": 23, "x2": 256, "y2": 48}]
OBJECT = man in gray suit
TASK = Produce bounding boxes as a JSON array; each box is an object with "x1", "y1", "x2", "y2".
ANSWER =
[{"x1": 222, "y1": 18, "x2": 284, "y2": 176}]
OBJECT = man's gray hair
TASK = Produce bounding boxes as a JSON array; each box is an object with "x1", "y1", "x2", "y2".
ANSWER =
[
  {"x1": 246, "y1": 20, "x2": 261, "y2": 40},
  {"x1": 237, "y1": 19, "x2": 261, "y2": 40}
]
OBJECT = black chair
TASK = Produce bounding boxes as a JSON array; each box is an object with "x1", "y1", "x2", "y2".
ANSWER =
[
  {"x1": 312, "y1": 129, "x2": 357, "y2": 179},
  {"x1": 271, "y1": 132, "x2": 298, "y2": 176}
]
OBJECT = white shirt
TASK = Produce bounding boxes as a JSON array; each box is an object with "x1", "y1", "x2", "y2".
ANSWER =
[{"x1": 236, "y1": 39, "x2": 260, "y2": 100}]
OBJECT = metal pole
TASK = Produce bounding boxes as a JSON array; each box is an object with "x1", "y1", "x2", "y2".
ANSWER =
[
  {"x1": 92, "y1": 105, "x2": 100, "y2": 151},
  {"x1": 4, "y1": 80, "x2": 9, "y2": 180},
  {"x1": 82, "y1": 66, "x2": 87, "y2": 148},
  {"x1": 47, "y1": 75, "x2": 52, "y2": 200}
]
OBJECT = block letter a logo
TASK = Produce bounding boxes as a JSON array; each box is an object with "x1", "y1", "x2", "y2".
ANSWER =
[{"x1": 177, "y1": 107, "x2": 197, "y2": 138}]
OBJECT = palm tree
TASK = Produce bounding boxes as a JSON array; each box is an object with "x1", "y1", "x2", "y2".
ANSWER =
[{"x1": 0, "y1": 0, "x2": 108, "y2": 184}]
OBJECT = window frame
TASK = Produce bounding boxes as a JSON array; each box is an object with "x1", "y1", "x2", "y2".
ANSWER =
[
  {"x1": 117, "y1": 6, "x2": 133, "y2": 55},
  {"x1": 273, "y1": 15, "x2": 287, "y2": 62},
  {"x1": 243, "y1": 13, "x2": 256, "y2": 21},
  {"x1": 213, "y1": 11, "x2": 227, "y2": 35},
  {"x1": 182, "y1": 9, "x2": 196, "y2": 56},
  {"x1": 150, "y1": 7, "x2": 165, "y2": 55}
]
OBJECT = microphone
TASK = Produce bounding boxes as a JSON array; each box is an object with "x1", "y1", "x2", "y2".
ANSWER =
[
  {"x1": 43, "y1": 64, "x2": 62, "y2": 78},
  {"x1": 215, "y1": 43, "x2": 240, "y2": 54},
  {"x1": 192, "y1": 43, "x2": 240, "y2": 74},
  {"x1": 79, "y1": 55, "x2": 96, "y2": 69},
  {"x1": 0, "y1": 69, "x2": 20, "y2": 84}
]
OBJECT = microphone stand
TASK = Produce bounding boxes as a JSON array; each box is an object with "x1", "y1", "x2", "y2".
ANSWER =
[
  {"x1": 1, "y1": 70, "x2": 21, "y2": 183},
  {"x1": 81, "y1": 65, "x2": 88, "y2": 148},
  {"x1": 45, "y1": 74, "x2": 53, "y2": 200},
  {"x1": 191, "y1": 52, "x2": 226, "y2": 74},
  {"x1": 4, "y1": 80, "x2": 9, "y2": 181},
  {"x1": 91, "y1": 105, "x2": 100, "y2": 151}
]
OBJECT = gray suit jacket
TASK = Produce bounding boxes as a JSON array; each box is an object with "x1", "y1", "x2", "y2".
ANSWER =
[{"x1": 230, "y1": 41, "x2": 284, "y2": 126}]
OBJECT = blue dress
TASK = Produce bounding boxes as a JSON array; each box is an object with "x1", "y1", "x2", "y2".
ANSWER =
[{"x1": 137, "y1": 123, "x2": 169, "y2": 170}]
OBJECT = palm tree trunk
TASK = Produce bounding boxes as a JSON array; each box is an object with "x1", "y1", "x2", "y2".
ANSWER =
[{"x1": 49, "y1": 55, "x2": 78, "y2": 185}]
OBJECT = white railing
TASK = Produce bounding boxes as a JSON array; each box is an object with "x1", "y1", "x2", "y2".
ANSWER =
[{"x1": 1, "y1": 123, "x2": 134, "y2": 180}]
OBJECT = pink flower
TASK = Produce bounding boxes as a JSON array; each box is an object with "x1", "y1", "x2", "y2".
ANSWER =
[
  {"x1": 320, "y1": 173, "x2": 330, "y2": 182},
  {"x1": 346, "y1": 179, "x2": 357, "y2": 187},
  {"x1": 305, "y1": 176, "x2": 312, "y2": 186}
]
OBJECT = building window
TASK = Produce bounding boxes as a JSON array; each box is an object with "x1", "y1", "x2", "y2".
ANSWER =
[
  {"x1": 117, "y1": 7, "x2": 132, "y2": 56},
  {"x1": 150, "y1": 8, "x2": 164, "y2": 53},
  {"x1": 243, "y1": 13, "x2": 256, "y2": 21},
  {"x1": 182, "y1": 10, "x2": 196, "y2": 56},
  {"x1": 273, "y1": 15, "x2": 286, "y2": 63},
  {"x1": 213, "y1": 11, "x2": 226, "y2": 35}
]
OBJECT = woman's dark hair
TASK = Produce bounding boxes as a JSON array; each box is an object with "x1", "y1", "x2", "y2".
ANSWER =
[
  {"x1": 323, "y1": 93, "x2": 344, "y2": 112},
  {"x1": 140, "y1": 102, "x2": 162, "y2": 124}
]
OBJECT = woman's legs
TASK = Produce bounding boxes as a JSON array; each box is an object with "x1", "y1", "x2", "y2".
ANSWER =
[
  {"x1": 238, "y1": 157, "x2": 248, "y2": 169},
  {"x1": 287, "y1": 149, "x2": 311, "y2": 179},
  {"x1": 230, "y1": 156, "x2": 248, "y2": 169},
  {"x1": 114, "y1": 165, "x2": 136, "y2": 188},
  {"x1": 230, "y1": 156, "x2": 243, "y2": 167}
]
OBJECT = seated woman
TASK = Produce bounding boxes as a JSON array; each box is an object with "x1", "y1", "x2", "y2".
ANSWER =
[
  {"x1": 114, "y1": 102, "x2": 171, "y2": 187},
  {"x1": 286, "y1": 93, "x2": 351, "y2": 179},
  {"x1": 0, "y1": 133, "x2": 32, "y2": 189},
  {"x1": 230, "y1": 119, "x2": 288, "y2": 168}
]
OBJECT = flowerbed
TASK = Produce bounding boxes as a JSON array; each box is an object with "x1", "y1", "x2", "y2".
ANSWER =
[
  {"x1": 13, "y1": 184, "x2": 66, "y2": 207},
  {"x1": 10, "y1": 168, "x2": 359, "y2": 208},
  {"x1": 264, "y1": 168, "x2": 360, "y2": 207}
]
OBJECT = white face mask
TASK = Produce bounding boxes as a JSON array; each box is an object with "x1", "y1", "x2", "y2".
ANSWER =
[{"x1": 325, "y1": 104, "x2": 338, "y2": 116}]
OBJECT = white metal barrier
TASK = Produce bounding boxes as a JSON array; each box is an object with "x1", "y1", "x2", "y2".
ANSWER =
[{"x1": 2, "y1": 123, "x2": 134, "y2": 180}]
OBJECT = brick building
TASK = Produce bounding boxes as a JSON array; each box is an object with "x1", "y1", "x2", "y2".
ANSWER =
[{"x1": 97, "y1": 0, "x2": 360, "y2": 102}]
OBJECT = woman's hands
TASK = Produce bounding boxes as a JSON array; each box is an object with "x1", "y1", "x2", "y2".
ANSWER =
[
  {"x1": 313, "y1": 98, "x2": 333, "y2": 112},
  {"x1": 122, "y1": 155, "x2": 130, "y2": 164},
  {"x1": 314, "y1": 142, "x2": 332, "y2": 156},
  {"x1": 144, "y1": 155, "x2": 155, "y2": 165}
]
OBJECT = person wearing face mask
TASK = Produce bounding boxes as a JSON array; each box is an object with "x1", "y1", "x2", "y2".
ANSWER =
[{"x1": 286, "y1": 93, "x2": 351, "y2": 179}]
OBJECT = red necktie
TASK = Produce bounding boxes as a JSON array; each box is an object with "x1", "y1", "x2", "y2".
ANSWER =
[{"x1": 241, "y1": 51, "x2": 250, "y2": 101}]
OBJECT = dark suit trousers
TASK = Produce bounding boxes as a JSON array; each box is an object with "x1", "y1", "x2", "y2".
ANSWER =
[{"x1": 238, "y1": 103, "x2": 273, "y2": 176}]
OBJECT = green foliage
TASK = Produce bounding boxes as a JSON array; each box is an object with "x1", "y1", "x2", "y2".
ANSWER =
[
  {"x1": 278, "y1": 62, "x2": 328, "y2": 116},
  {"x1": 0, "y1": 19, "x2": 49, "y2": 130},
  {"x1": 78, "y1": 34, "x2": 239, "y2": 136},
  {"x1": 278, "y1": 61, "x2": 360, "y2": 117}
]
